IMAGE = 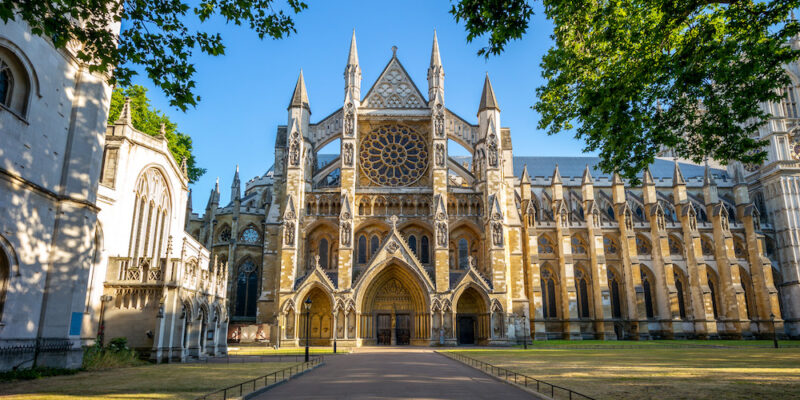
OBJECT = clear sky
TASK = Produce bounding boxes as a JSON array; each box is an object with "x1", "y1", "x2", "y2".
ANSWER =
[{"x1": 128, "y1": 1, "x2": 593, "y2": 211}]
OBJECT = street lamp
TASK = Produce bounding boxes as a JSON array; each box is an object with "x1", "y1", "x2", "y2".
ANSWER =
[
  {"x1": 771, "y1": 313, "x2": 779, "y2": 349},
  {"x1": 304, "y1": 298, "x2": 312, "y2": 362}
]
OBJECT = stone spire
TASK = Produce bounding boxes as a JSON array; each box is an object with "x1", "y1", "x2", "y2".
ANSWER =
[
  {"x1": 703, "y1": 162, "x2": 719, "y2": 204},
  {"x1": 185, "y1": 189, "x2": 193, "y2": 230},
  {"x1": 551, "y1": 164, "x2": 563, "y2": 185},
  {"x1": 673, "y1": 160, "x2": 685, "y2": 185},
  {"x1": 520, "y1": 164, "x2": 532, "y2": 185},
  {"x1": 642, "y1": 168, "x2": 656, "y2": 204},
  {"x1": 116, "y1": 97, "x2": 132, "y2": 125},
  {"x1": 428, "y1": 30, "x2": 445, "y2": 103},
  {"x1": 230, "y1": 164, "x2": 241, "y2": 203},
  {"x1": 478, "y1": 73, "x2": 500, "y2": 113},
  {"x1": 582, "y1": 164, "x2": 594, "y2": 184},
  {"x1": 519, "y1": 164, "x2": 531, "y2": 201},
  {"x1": 206, "y1": 178, "x2": 220, "y2": 210},
  {"x1": 703, "y1": 162, "x2": 716, "y2": 187},
  {"x1": 288, "y1": 70, "x2": 310, "y2": 112},
  {"x1": 345, "y1": 30, "x2": 362, "y2": 101},
  {"x1": 551, "y1": 164, "x2": 563, "y2": 201}
]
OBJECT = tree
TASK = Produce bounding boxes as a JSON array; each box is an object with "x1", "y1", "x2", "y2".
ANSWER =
[
  {"x1": 108, "y1": 85, "x2": 206, "y2": 182},
  {"x1": 0, "y1": 0, "x2": 307, "y2": 111},
  {"x1": 452, "y1": 0, "x2": 800, "y2": 182}
]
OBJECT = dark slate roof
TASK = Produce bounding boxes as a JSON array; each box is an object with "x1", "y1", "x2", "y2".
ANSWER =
[
  {"x1": 512, "y1": 156, "x2": 728, "y2": 181},
  {"x1": 316, "y1": 154, "x2": 339, "y2": 170}
]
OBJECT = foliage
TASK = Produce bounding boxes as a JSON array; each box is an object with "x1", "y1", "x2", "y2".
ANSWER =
[
  {"x1": 0, "y1": 367, "x2": 78, "y2": 382},
  {"x1": 450, "y1": 0, "x2": 534, "y2": 57},
  {"x1": 82, "y1": 338, "x2": 143, "y2": 371},
  {"x1": 108, "y1": 85, "x2": 205, "y2": 182},
  {"x1": 0, "y1": 0, "x2": 307, "y2": 111},
  {"x1": 452, "y1": 1, "x2": 800, "y2": 182}
]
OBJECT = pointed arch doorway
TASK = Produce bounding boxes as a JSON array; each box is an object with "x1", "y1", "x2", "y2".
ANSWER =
[{"x1": 359, "y1": 263, "x2": 430, "y2": 346}]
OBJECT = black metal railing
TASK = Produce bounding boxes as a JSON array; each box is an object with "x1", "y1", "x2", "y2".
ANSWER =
[
  {"x1": 193, "y1": 354, "x2": 326, "y2": 364},
  {"x1": 195, "y1": 355, "x2": 324, "y2": 400},
  {"x1": 0, "y1": 338, "x2": 73, "y2": 356},
  {"x1": 440, "y1": 352, "x2": 595, "y2": 400}
]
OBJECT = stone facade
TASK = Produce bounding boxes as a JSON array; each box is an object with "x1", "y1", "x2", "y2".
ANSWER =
[
  {"x1": 85, "y1": 102, "x2": 228, "y2": 362},
  {"x1": 0, "y1": 16, "x2": 116, "y2": 370},
  {"x1": 190, "y1": 33, "x2": 795, "y2": 345}
]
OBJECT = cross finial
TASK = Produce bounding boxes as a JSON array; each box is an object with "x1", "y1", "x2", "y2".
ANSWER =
[
  {"x1": 314, "y1": 254, "x2": 320, "y2": 269},
  {"x1": 389, "y1": 215, "x2": 399, "y2": 229},
  {"x1": 391, "y1": 45, "x2": 398, "y2": 57}
]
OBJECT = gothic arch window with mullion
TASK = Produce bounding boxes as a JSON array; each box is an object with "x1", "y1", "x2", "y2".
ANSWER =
[
  {"x1": 0, "y1": 60, "x2": 12, "y2": 106},
  {"x1": 235, "y1": 259, "x2": 258, "y2": 318}
]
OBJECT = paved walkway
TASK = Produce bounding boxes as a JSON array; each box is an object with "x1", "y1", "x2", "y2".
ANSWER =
[{"x1": 254, "y1": 347, "x2": 533, "y2": 399}]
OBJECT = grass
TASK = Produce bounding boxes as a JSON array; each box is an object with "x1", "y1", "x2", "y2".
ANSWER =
[
  {"x1": 227, "y1": 345, "x2": 345, "y2": 356},
  {"x1": 0, "y1": 362, "x2": 296, "y2": 400},
  {"x1": 446, "y1": 346, "x2": 800, "y2": 399},
  {"x1": 511, "y1": 339, "x2": 798, "y2": 348}
]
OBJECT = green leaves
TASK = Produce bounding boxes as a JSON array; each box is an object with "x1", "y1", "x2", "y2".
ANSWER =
[
  {"x1": 0, "y1": 0, "x2": 306, "y2": 111},
  {"x1": 452, "y1": 0, "x2": 800, "y2": 183},
  {"x1": 108, "y1": 85, "x2": 206, "y2": 182}
]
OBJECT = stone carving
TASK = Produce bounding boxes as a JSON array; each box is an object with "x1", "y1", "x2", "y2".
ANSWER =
[
  {"x1": 624, "y1": 208, "x2": 633, "y2": 230},
  {"x1": 363, "y1": 66, "x2": 424, "y2": 109},
  {"x1": 434, "y1": 104, "x2": 445, "y2": 138},
  {"x1": 344, "y1": 102, "x2": 355, "y2": 137},
  {"x1": 386, "y1": 240, "x2": 400, "y2": 253},
  {"x1": 343, "y1": 142, "x2": 354, "y2": 167},
  {"x1": 284, "y1": 221, "x2": 295, "y2": 246},
  {"x1": 360, "y1": 124, "x2": 428, "y2": 187},
  {"x1": 340, "y1": 221, "x2": 352, "y2": 247},
  {"x1": 488, "y1": 134, "x2": 499, "y2": 167},
  {"x1": 656, "y1": 207, "x2": 666, "y2": 231},
  {"x1": 435, "y1": 143, "x2": 445, "y2": 167},
  {"x1": 436, "y1": 222, "x2": 448, "y2": 247},
  {"x1": 492, "y1": 222, "x2": 503, "y2": 246},
  {"x1": 289, "y1": 141, "x2": 300, "y2": 167}
]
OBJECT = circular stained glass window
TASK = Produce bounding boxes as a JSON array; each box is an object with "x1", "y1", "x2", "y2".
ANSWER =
[
  {"x1": 240, "y1": 228, "x2": 259, "y2": 244},
  {"x1": 360, "y1": 124, "x2": 428, "y2": 187}
]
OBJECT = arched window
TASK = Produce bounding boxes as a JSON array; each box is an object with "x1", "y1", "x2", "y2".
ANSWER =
[
  {"x1": 641, "y1": 269, "x2": 655, "y2": 319},
  {"x1": 240, "y1": 227, "x2": 260, "y2": 244},
  {"x1": 669, "y1": 236, "x2": 682, "y2": 256},
  {"x1": 782, "y1": 85, "x2": 798, "y2": 118},
  {"x1": 0, "y1": 248, "x2": 8, "y2": 319},
  {"x1": 357, "y1": 235, "x2": 367, "y2": 264},
  {"x1": 740, "y1": 267, "x2": 756, "y2": 320},
  {"x1": 636, "y1": 235, "x2": 651, "y2": 256},
  {"x1": 218, "y1": 227, "x2": 231, "y2": 242},
  {"x1": 420, "y1": 236, "x2": 430, "y2": 264},
  {"x1": 603, "y1": 236, "x2": 619, "y2": 255},
  {"x1": 575, "y1": 268, "x2": 591, "y2": 319},
  {"x1": 0, "y1": 60, "x2": 11, "y2": 107},
  {"x1": 0, "y1": 50, "x2": 31, "y2": 116},
  {"x1": 458, "y1": 238, "x2": 469, "y2": 269},
  {"x1": 235, "y1": 260, "x2": 258, "y2": 317},
  {"x1": 129, "y1": 168, "x2": 171, "y2": 263},
  {"x1": 674, "y1": 272, "x2": 686, "y2": 319},
  {"x1": 608, "y1": 269, "x2": 622, "y2": 319},
  {"x1": 318, "y1": 238, "x2": 329, "y2": 269},
  {"x1": 607, "y1": 206, "x2": 615, "y2": 220},
  {"x1": 707, "y1": 271, "x2": 719, "y2": 319},
  {"x1": 408, "y1": 235, "x2": 417, "y2": 256},
  {"x1": 541, "y1": 267, "x2": 558, "y2": 319},
  {"x1": 571, "y1": 235, "x2": 587, "y2": 254},
  {"x1": 370, "y1": 235, "x2": 380, "y2": 258},
  {"x1": 538, "y1": 236, "x2": 554, "y2": 254}
]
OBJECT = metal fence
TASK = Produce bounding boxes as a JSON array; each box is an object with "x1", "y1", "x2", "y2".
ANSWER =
[
  {"x1": 0, "y1": 338, "x2": 73, "y2": 356},
  {"x1": 193, "y1": 354, "x2": 324, "y2": 364},
  {"x1": 441, "y1": 352, "x2": 595, "y2": 400},
  {"x1": 195, "y1": 355, "x2": 324, "y2": 400}
]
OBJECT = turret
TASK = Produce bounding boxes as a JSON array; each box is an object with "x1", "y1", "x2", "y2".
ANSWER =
[
  {"x1": 581, "y1": 164, "x2": 594, "y2": 202},
  {"x1": 672, "y1": 161, "x2": 687, "y2": 204},
  {"x1": 287, "y1": 71, "x2": 311, "y2": 169},
  {"x1": 477, "y1": 74, "x2": 502, "y2": 177},
  {"x1": 551, "y1": 164, "x2": 563, "y2": 201},
  {"x1": 206, "y1": 177, "x2": 220, "y2": 211},
  {"x1": 427, "y1": 30, "x2": 444, "y2": 104},
  {"x1": 344, "y1": 31, "x2": 361, "y2": 103},
  {"x1": 231, "y1": 165, "x2": 241, "y2": 203},
  {"x1": 703, "y1": 163, "x2": 719, "y2": 205},
  {"x1": 642, "y1": 168, "x2": 656, "y2": 205},
  {"x1": 520, "y1": 164, "x2": 531, "y2": 202}
]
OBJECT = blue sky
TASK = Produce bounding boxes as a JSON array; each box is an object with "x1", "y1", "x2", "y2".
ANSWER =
[{"x1": 129, "y1": 1, "x2": 592, "y2": 211}]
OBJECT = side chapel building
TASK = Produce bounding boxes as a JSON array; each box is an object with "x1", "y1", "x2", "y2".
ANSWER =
[{"x1": 191, "y1": 32, "x2": 798, "y2": 346}]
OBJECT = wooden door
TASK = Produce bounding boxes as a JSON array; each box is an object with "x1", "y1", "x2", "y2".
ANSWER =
[
  {"x1": 377, "y1": 314, "x2": 391, "y2": 345},
  {"x1": 458, "y1": 316, "x2": 475, "y2": 345},
  {"x1": 396, "y1": 314, "x2": 411, "y2": 345}
]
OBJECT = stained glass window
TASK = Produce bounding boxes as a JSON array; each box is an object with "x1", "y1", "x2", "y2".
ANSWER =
[{"x1": 360, "y1": 124, "x2": 428, "y2": 187}]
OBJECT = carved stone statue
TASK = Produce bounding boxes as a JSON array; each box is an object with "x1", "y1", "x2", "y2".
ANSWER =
[
  {"x1": 488, "y1": 135, "x2": 498, "y2": 167},
  {"x1": 435, "y1": 143, "x2": 445, "y2": 167},
  {"x1": 289, "y1": 140, "x2": 300, "y2": 166},
  {"x1": 343, "y1": 142, "x2": 354, "y2": 166},
  {"x1": 436, "y1": 222, "x2": 448, "y2": 247},
  {"x1": 284, "y1": 221, "x2": 295, "y2": 246},
  {"x1": 492, "y1": 222, "x2": 503, "y2": 246},
  {"x1": 344, "y1": 102, "x2": 355, "y2": 137},
  {"x1": 340, "y1": 221, "x2": 352, "y2": 247}
]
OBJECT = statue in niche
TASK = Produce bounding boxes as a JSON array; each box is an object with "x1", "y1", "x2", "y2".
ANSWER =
[
  {"x1": 435, "y1": 143, "x2": 445, "y2": 167},
  {"x1": 437, "y1": 222, "x2": 448, "y2": 247},
  {"x1": 289, "y1": 140, "x2": 300, "y2": 166},
  {"x1": 492, "y1": 222, "x2": 503, "y2": 246},
  {"x1": 340, "y1": 221, "x2": 352, "y2": 247},
  {"x1": 343, "y1": 142, "x2": 353, "y2": 166},
  {"x1": 624, "y1": 209, "x2": 634, "y2": 230},
  {"x1": 284, "y1": 221, "x2": 295, "y2": 246},
  {"x1": 435, "y1": 106, "x2": 445, "y2": 138},
  {"x1": 488, "y1": 135, "x2": 498, "y2": 167},
  {"x1": 344, "y1": 102, "x2": 355, "y2": 137}
]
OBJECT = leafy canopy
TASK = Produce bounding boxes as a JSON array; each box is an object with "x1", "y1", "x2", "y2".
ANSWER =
[
  {"x1": 108, "y1": 85, "x2": 206, "y2": 182},
  {"x1": 0, "y1": 0, "x2": 307, "y2": 111},
  {"x1": 452, "y1": 0, "x2": 800, "y2": 182}
]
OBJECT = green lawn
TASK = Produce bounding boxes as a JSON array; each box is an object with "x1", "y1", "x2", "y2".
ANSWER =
[
  {"x1": 0, "y1": 362, "x2": 296, "y2": 400},
  {"x1": 446, "y1": 347, "x2": 800, "y2": 399},
  {"x1": 513, "y1": 339, "x2": 798, "y2": 348}
]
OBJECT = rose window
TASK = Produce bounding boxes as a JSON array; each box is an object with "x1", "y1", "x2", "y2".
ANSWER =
[
  {"x1": 240, "y1": 228, "x2": 259, "y2": 244},
  {"x1": 360, "y1": 124, "x2": 428, "y2": 186}
]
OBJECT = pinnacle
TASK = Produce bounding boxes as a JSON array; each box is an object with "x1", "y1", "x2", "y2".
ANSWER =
[
  {"x1": 288, "y1": 70, "x2": 310, "y2": 112},
  {"x1": 116, "y1": 97, "x2": 132, "y2": 125},
  {"x1": 347, "y1": 30, "x2": 359, "y2": 66},
  {"x1": 673, "y1": 160, "x2": 685, "y2": 185},
  {"x1": 520, "y1": 164, "x2": 531, "y2": 185},
  {"x1": 552, "y1": 164, "x2": 562, "y2": 185},
  {"x1": 430, "y1": 30, "x2": 442, "y2": 68},
  {"x1": 582, "y1": 164, "x2": 594, "y2": 184},
  {"x1": 704, "y1": 162, "x2": 717, "y2": 186},
  {"x1": 478, "y1": 73, "x2": 500, "y2": 113}
]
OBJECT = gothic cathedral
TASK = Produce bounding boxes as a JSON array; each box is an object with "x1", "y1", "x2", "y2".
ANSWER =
[{"x1": 190, "y1": 32, "x2": 795, "y2": 346}]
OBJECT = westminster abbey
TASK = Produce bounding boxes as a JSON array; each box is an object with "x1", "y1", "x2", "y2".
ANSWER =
[{"x1": 188, "y1": 32, "x2": 800, "y2": 346}]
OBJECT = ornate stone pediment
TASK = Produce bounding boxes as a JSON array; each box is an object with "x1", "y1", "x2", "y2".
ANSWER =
[{"x1": 362, "y1": 56, "x2": 427, "y2": 109}]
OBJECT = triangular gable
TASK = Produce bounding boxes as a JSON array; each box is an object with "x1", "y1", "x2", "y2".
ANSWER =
[
  {"x1": 451, "y1": 262, "x2": 493, "y2": 292},
  {"x1": 352, "y1": 219, "x2": 435, "y2": 292},
  {"x1": 362, "y1": 56, "x2": 427, "y2": 109},
  {"x1": 294, "y1": 262, "x2": 337, "y2": 291}
]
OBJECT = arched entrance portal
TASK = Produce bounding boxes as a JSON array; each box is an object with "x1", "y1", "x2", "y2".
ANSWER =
[
  {"x1": 359, "y1": 264, "x2": 430, "y2": 345},
  {"x1": 456, "y1": 287, "x2": 489, "y2": 345},
  {"x1": 299, "y1": 287, "x2": 333, "y2": 346}
]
